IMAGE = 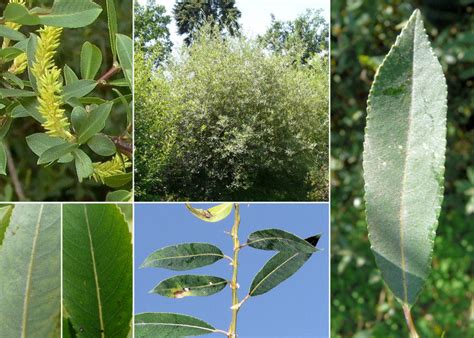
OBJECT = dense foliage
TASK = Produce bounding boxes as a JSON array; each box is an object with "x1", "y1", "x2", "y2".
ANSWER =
[
  {"x1": 331, "y1": 0, "x2": 473, "y2": 337},
  {"x1": 135, "y1": 25, "x2": 328, "y2": 201},
  {"x1": 0, "y1": 0, "x2": 132, "y2": 201}
]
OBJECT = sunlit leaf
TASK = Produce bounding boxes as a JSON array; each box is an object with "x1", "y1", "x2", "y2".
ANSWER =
[
  {"x1": 185, "y1": 203, "x2": 233, "y2": 222},
  {"x1": 151, "y1": 275, "x2": 228, "y2": 298}
]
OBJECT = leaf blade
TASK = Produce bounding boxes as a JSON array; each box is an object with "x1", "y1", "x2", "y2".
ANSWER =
[
  {"x1": 151, "y1": 275, "x2": 228, "y2": 298},
  {"x1": 135, "y1": 312, "x2": 216, "y2": 337},
  {"x1": 185, "y1": 203, "x2": 233, "y2": 223},
  {"x1": 363, "y1": 10, "x2": 447, "y2": 306},
  {"x1": 247, "y1": 229, "x2": 317, "y2": 253}
]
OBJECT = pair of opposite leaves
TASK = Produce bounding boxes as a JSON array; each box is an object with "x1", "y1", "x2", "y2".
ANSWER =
[
  {"x1": 135, "y1": 203, "x2": 321, "y2": 337},
  {"x1": 0, "y1": 204, "x2": 133, "y2": 338}
]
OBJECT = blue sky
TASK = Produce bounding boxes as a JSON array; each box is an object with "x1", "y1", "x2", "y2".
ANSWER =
[
  {"x1": 137, "y1": 0, "x2": 330, "y2": 46},
  {"x1": 135, "y1": 203, "x2": 329, "y2": 337}
]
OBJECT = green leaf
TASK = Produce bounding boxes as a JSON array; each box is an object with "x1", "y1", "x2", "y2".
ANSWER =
[
  {"x1": 363, "y1": 10, "x2": 447, "y2": 306},
  {"x1": 0, "y1": 204, "x2": 61, "y2": 337},
  {"x1": 63, "y1": 64, "x2": 79, "y2": 86},
  {"x1": 4, "y1": 3, "x2": 40, "y2": 25},
  {"x1": 0, "y1": 25, "x2": 26, "y2": 41},
  {"x1": 80, "y1": 42, "x2": 102, "y2": 80},
  {"x1": 26, "y1": 133, "x2": 74, "y2": 163},
  {"x1": 39, "y1": 0, "x2": 103, "y2": 28},
  {"x1": 63, "y1": 79, "x2": 97, "y2": 101},
  {"x1": 141, "y1": 243, "x2": 225, "y2": 271},
  {"x1": 37, "y1": 142, "x2": 78, "y2": 165},
  {"x1": 135, "y1": 313, "x2": 216, "y2": 337},
  {"x1": 185, "y1": 203, "x2": 233, "y2": 222},
  {"x1": 0, "y1": 205, "x2": 12, "y2": 247},
  {"x1": 151, "y1": 275, "x2": 228, "y2": 298},
  {"x1": 249, "y1": 250, "x2": 313, "y2": 297},
  {"x1": 0, "y1": 143, "x2": 6, "y2": 175},
  {"x1": 77, "y1": 102, "x2": 113, "y2": 144},
  {"x1": 87, "y1": 134, "x2": 116, "y2": 156},
  {"x1": 116, "y1": 34, "x2": 132, "y2": 87},
  {"x1": 63, "y1": 204, "x2": 132, "y2": 338},
  {"x1": 2, "y1": 71, "x2": 24, "y2": 89},
  {"x1": 72, "y1": 149, "x2": 93, "y2": 182},
  {"x1": 0, "y1": 47, "x2": 23, "y2": 61},
  {"x1": 27, "y1": 34, "x2": 38, "y2": 92},
  {"x1": 106, "y1": 0, "x2": 118, "y2": 61},
  {"x1": 103, "y1": 173, "x2": 132, "y2": 188},
  {"x1": 0, "y1": 88, "x2": 35, "y2": 98},
  {"x1": 247, "y1": 229, "x2": 317, "y2": 253},
  {"x1": 70, "y1": 106, "x2": 87, "y2": 132},
  {"x1": 106, "y1": 190, "x2": 132, "y2": 202},
  {"x1": 0, "y1": 117, "x2": 12, "y2": 140}
]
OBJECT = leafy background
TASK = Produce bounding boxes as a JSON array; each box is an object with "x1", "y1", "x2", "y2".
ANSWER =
[
  {"x1": 331, "y1": 0, "x2": 474, "y2": 337},
  {"x1": 0, "y1": 0, "x2": 132, "y2": 201}
]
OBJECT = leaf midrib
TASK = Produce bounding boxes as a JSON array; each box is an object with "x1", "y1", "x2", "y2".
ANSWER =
[
  {"x1": 84, "y1": 206, "x2": 105, "y2": 338},
  {"x1": 135, "y1": 322, "x2": 215, "y2": 333},
  {"x1": 21, "y1": 205, "x2": 44, "y2": 338},
  {"x1": 147, "y1": 252, "x2": 224, "y2": 264},
  {"x1": 398, "y1": 15, "x2": 418, "y2": 305}
]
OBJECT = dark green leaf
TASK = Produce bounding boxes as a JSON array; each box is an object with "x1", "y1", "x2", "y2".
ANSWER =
[
  {"x1": 72, "y1": 149, "x2": 93, "y2": 182},
  {"x1": 0, "y1": 88, "x2": 35, "y2": 98},
  {"x1": 135, "y1": 313, "x2": 216, "y2": 337},
  {"x1": 247, "y1": 229, "x2": 317, "y2": 253},
  {"x1": 0, "y1": 47, "x2": 23, "y2": 61},
  {"x1": 0, "y1": 117, "x2": 12, "y2": 140},
  {"x1": 141, "y1": 243, "x2": 225, "y2": 271},
  {"x1": 39, "y1": 0, "x2": 103, "y2": 28},
  {"x1": 116, "y1": 34, "x2": 132, "y2": 87},
  {"x1": 0, "y1": 143, "x2": 6, "y2": 175},
  {"x1": 80, "y1": 42, "x2": 102, "y2": 80},
  {"x1": 37, "y1": 143, "x2": 77, "y2": 165},
  {"x1": 63, "y1": 80, "x2": 97, "y2": 101},
  {"x1": 106, "y1": 0, "x2": 118, "y2": 61},
  {"x1": 103, "y1": 173, "x2": 132, "y2": 188},
  {"x1": 70, "y1": 106, "x2": 87, "y2": 132},
  {"x1": 63, "y1": 204, "x2": 132, "y2": 337},
  {"x1": 363, "y1": 10, "x2": 447, "y2": 306},
  {"x1": 87, "y1": 134, "x2": 116, "y2": 156},
  {"x1": 77, "y1": 102, "x2": 113, "y2": 144},
  {"x1": 151, "y1": 275, "x2": 228, "y2": 298},
  {"x1": 0, "y1": 25, "x2": 26, "y2": 41},
  {"x1": 26, "y1": 133, "x2": 74, "y2": 163}
]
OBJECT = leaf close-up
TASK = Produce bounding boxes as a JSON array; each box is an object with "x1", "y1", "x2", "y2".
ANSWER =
[
  {"x1": 363, "y1": 10, "x2": 447, "y2": 307},
  {"x1": 0, "y1": 204, "x2": 61, "y2": 337},
  {"x1": 135, "y1": 312, "x2": 216, "y2": 337},
  {"x1": 63, "y1": 204, "x2": 133, "y2": 337},
  {"x1": 247, "y1": 229, "x2": 318, "y2": 253},
  {"x1": 151, "y1": 275, "x2": 229, "y2": 298},
  {"x1": 141, "y1": 243, "x2": 225, "y2": 271},
  {"x1": 185, "y1": 203, "x2": 233, "y2": 223}
]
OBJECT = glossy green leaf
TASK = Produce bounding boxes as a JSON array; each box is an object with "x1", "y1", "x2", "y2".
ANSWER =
[
  {"x1": 363, "y1": 10, "x2": 447, "y2": 306},
  {"x1": 106, "y1": 190, "x2": 132, "y2": 202},
  {"x1": 135, "y1": 313, "x2": 216, "y2": 337},
  {"x1": 26, "y1": 133, "x2": 74, "y2": 163},
  {"x1": 106, "y1": 0, "x2": 118, "y2": 61},
  {"x1": 81, "y1": 42, "x2": 102, "y2": 80},
  {"x1": 249, "y1": 235, "x2": 319, "y2": 297},
  {"x1": 77, "y1": 102, "x2": 113, "y2": 144},
  {"x1": 141, "y1": 243, "x2": 225, "y2": 271},
  {"x1": 151, "y1": 275, "x2": 228, "y2": 298},
  {"x1": 0, "y1": 143, "x2": 7, "y2": 175},
  {"x1": 37, "y1": 142, "x2": 78, "y2": 165},
  {"x1": 0, "y1": 25, "x2": 26, "y2": 41},
  {"x1": 63, "y1": 204, "x2": 132, "y2": 337},
  {"x1": 63, "y1": 80, "x2": 97, "y2": 101},
  {"x1": 0, "y1": 204, "x2": 61, "y2": 337},
  {"x1": 185, "y1": 203, "x2": 233, "y2": 222},
  {"x1": 87, "y1": 134, "x2": 116, "y2": 156},
  {"x1": 247, "y1": 229, "x2": 317, "y2": 253},
  {"x1": 0, "y1": 206, "x2": 12, "y2": 246},
  {"x1": 73, "y1": 149, "x2": 93, "y2": 182},
  {"x1": 116, "y1": 34, "x2": 132, "y2": 87},
  {"x1": 39, "y1": 0, "x2": 103, "y2": 28}
]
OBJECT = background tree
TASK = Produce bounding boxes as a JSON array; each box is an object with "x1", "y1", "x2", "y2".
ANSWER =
[
  {"x1": 134, "y1": 0, "x2": 172, "y2": 62},
  {"x1": 173, "y1": 0, "x2": 241, "y2": 45},
  {"x1": 258, "y1": 9, "x2": 329, "y2": 63}
]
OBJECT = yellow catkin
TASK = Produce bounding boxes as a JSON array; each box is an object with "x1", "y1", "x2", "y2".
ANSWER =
[
  {"x1": 2, "y1": 0, "x2": 26, "y2": 48},
  {"x1": 92, "y1": 154, "x2": 132, "y2": 183},
  {"x1": 9, "y1": 53, "x2": 27, "y2": 74},
  {"x1": 32, "y1": 26, "x2": 73, "y2": 141}
]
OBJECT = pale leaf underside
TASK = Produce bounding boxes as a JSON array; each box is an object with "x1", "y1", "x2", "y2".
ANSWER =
[{"x1": 364, "y1": 10, "x2": 447, "y2": 306}]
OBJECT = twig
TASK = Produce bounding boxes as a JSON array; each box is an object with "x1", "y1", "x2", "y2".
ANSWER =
[
  {"x1": 228, "y1": 204, "x2": 241, "y2": 337},
  {"x1": 97, "y1": 65, "x2": 121, "y2": 84},
  {"x1": 111, "y1": 136, "x2": 132, "y2": 158},
  {"x1": 403, "y1": 304, "x2": 420, "y2": 338},
  {"x1": 5, "y1": 143, "x2": 26, "y2": 201}
]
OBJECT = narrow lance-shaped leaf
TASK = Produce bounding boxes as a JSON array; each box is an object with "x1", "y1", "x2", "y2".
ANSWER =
[
  {"x1": 186, "y1": 203, "x2": 233, "y2": 223},
  {"x1": 0, "y1": 205, "x2": 13, "y2": 246},
  {"x1": 151, "y1": 275, "x2": 228, "y2": 298},
  {"x1": 116, "y1": 34, "x2": 132, "y2": 87},
  {"x1": 0, "y1": 143, "x2": 6, "y2": 175},
  {"x1": 135, "y1": 313, "x2": 216, "y2": 337},
  {"x1": 247, "y1": 229, "x2": 317, "y2": 253},
  {"x1": 249, "y1": 235, "x2": 320, "y2": 297},
  {"x1": 0, "y1": 204, "x2": 61, "y2": 337},
  {"x1": 363, "y1": 10, "x2": 447, "y2": 306},
  {"x1": 106, "y1": 0, "x2": 119, "y2": 61},
  {"x1": 63, "y1": 204, "x2": 132, "y2": 337},
  {"x1": 141, "y1": 243, "x2": 225, "y2": 270}
]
